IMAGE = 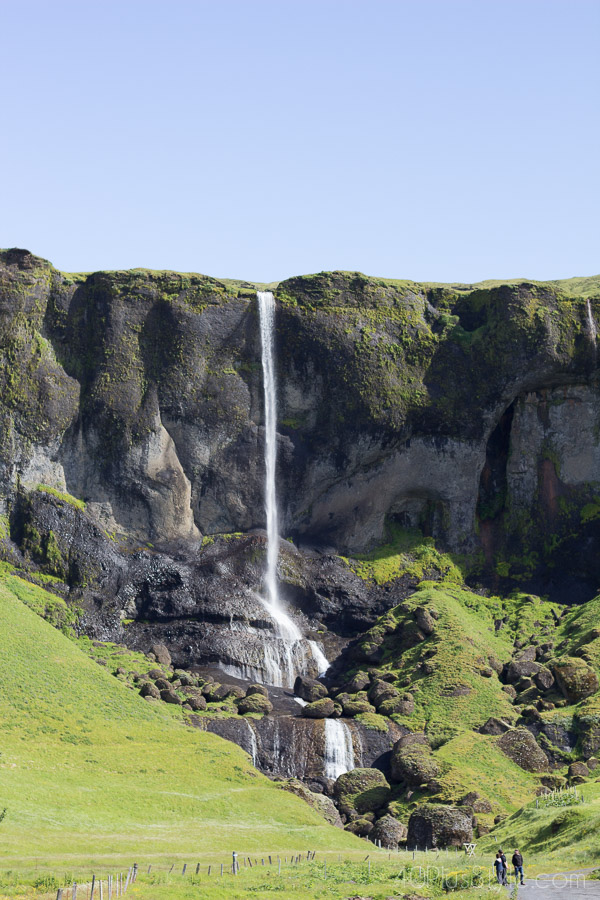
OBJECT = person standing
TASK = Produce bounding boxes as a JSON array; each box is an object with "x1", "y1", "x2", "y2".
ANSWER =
[
  {"x1": 512, "y1": 848, "x2": 525, "y2": 885},
  {"x1": 499, "y1": 849, "x2": 508, "y2": 885},
  {"x1": 493, "y1": 852, "x2": 504, "y2": 885}
]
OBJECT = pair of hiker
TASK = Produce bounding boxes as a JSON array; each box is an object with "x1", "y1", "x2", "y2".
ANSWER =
[{"x1": 493, "y1": 849, "x2": 525, "y2": 885}]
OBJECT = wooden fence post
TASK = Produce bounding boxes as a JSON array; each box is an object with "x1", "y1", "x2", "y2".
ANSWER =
[
  {"x1": 72, "y1": 884, "x2": 77, "y2": 900},
  {"x1": 90, "y1": 874, "x2": 96, "y2": 899},
  {"x1": 196, "y1": 863, "x2": 200, "y2": 874},
  {"x1": 56, "y1": 890, "x2": 63, "y2": 900}
]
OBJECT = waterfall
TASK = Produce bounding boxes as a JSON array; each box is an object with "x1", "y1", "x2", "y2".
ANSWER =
[
  {"x1": 256, "y1": 292, "x2": 329, "y2": 687},
  {"x1": 258, "y1": 290, "x2": 280, "y2": 609},
  {"x1": 586, "y1": 299, "x2": 597, "y2": 361},
  {"x1": 323, "y1": 719, "x2": 355, "y2": 779},
  {"x1": 245, "y1": 719, "x2": 258, "y2": 767},
  {"x1": 308, "y1": 640, "x2": 330, "y2": 676}
]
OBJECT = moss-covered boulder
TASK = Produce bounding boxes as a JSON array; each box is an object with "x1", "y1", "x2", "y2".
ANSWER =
[
  {"x1": 139, "y1": 682, "x2": 160, "y2": 699},
  {"x1": 368, "y1": 679, "x2": 401, "y2": 708},
  {"x1": 276, "y1": 778, "x2": 342, "y2": 827},
  {"x1": 293, "y1": 675, "x2": 328, "y2": 703},
  {"x1": 370, "y1": 814, "x2": 408, "y2": 848},
  {"x1": 246, "y1": 683, "x2": 269, "y2": 698},
  {"x1": 341, "y1": 698, "x2": 376, "y2": 717},
  {"x1": 390, "y1": 734, "x2": 441, "y2": 786},
  {"x1": 407, "y1": 804, "x2": 473, "y2": 849},
  {"x1": 236, "y1": 693, "x2": 273, "y2": 715},
  {"x1": 344, "y1": 817, "x2": 373, "y2": 836},
  {"x1": 302, "y1": 698, "x2": 335, "y2": 718},
  {"x1": 379, "y1": 693, "x2": 414, "y2": 716},
  {"x1": 333, "y1": 768, "x2": 391, "y2": 816},
  {"x1": 497, "y1": 727, "x2": 549, "y2": 772},
  {"x1": 552, "y1": 657, "x2": 599, "y2": 702}
]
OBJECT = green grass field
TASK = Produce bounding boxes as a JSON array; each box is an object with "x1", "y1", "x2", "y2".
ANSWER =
[{"x1": 0, "y1": 576, "x2": 360, "y2": 894}]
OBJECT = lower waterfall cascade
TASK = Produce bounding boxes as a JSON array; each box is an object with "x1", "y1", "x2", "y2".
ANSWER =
[{"x1": 323, "y1": 718, "x2": 355, "y2": 780}]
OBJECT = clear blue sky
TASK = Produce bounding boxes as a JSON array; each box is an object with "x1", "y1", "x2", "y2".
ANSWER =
[{"x1": 1, "y1": 0, "x2": 598, "y2": 283}]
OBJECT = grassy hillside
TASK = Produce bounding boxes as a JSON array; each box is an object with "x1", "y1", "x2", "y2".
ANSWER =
[
  {"x1": 483, "y1": 781, "x2": 600, "y2": 870},
  {"x1": 0, "y1": 576, "x2": 359, "y2": 874}
]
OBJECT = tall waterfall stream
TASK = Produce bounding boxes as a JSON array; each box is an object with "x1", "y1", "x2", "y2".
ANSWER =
[{"x1": 256, "y1": 291, "x2": 329, "y2": 688}]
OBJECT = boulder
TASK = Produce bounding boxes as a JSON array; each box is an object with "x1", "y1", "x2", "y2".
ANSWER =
[
  {"x1": 276, "y1": 778, "x2": 342, "y2": 827},
  {"x1": 480, "y1": 717, "x2": 511, "y2": 736},
  {"x1": 533, "y1": 667, "x2": 555, "y2": 691},
  {"x1": 568, "y1": 762, "x2": 590, "y2": 778},
  {"x1": 246, "y1": 683, "x2": 269, "y2": 698},
  {"x1": 378, "y1": 694, "x2": 414, "y2": 716},
  {"x1": 552, "y1": 658, "x2": 599, "y2": 702},
  {"x1": 160, "y1": 689, "x2": 181, "y2": 705},
  {"x1": 345, "y1": 671, "x2": 370, "y2": 693},
  {"x1": 150, "y1": 642, "x2": 172, "y2": 667},
  {"x1": 236, "y1": 694, "x2": 273, "y2": 715},
  {"x1": 294, "y1": 675, "x2": 328, "y2": 703},
  {"x1": 390, "y1": 734, "x2": 440, "y2": 786},
  {"x1": 414, "y1": 607, "x2": 436, "y2": 636},
  {"x1": 344, "y1": 817, "x2": 374, "y2": 836},
  {"x1": 154, "y1": 677, "x2": 172, "y2": 692},
  {"x1": 502, "y1": 684, "x2": 518, "y2": 699},
  {"x1": 505, "y1": 658, "x2": 541, "y2": 684},
  {"x1": 139, "y1": 682, "x2": 160, "y2": 699},
  {"x1": 368, "y1": 680, "x2": 400, "y2": 708},
  {"x1": 187, "y1": 694, "x2": 207, "y2": 711},
  {"x1": 497, "y1": 727, "x2": 549, "y2": 772},
  {"x1": 407, "y1": 805, "x2": 473, "y2": 848},
  {"x1": 341, "y1": 699, "x2": 376, "y2": 717},
  {"x1": 302, "y1": 698, "x2": 335, "y2": 719},
  {"x1": 370, "y1": 814, "x2": 408, "y2": 849},
  {"x1": 334, "y1": 768, "x2": 391, "y2": 815}
]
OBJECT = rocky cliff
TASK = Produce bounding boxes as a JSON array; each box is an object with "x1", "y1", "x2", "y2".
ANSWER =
[
  {"x1": 2, "y1": 249, "x2": 599, "y2": 586},
  {"x1": 2, "y1": 248, "x2": 600, "y2": 841}
]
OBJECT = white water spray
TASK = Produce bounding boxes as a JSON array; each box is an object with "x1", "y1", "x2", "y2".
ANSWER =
[{"x1": 323, "y1": 719, "x2": 355, "y2": 779}]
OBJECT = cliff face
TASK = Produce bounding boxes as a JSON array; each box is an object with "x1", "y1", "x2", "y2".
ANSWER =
[{"x1": 1, "y1": 249, "x2": 599, "y2": 589}]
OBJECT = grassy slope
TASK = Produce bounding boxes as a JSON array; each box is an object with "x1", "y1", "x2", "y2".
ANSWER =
[
  {"x1": 0, "y1": 577, "x2": 360, "y2": 872},
  {"x1": 482, "y1": 781, "x2": 600, "y2": 871}
]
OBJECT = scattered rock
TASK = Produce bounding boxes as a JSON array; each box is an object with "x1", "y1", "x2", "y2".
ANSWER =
[
  {"x1": 407, "y1": 804, "x2": 473, "y2": 848},
  {"x1": 246, "y1": 684, "x2": 269, "y2": 698},
  {"x1": 334, "y1": 768, "x2": 392, "y2": 815},
  {"x1": 344, "y1": 817, "x2": 374, "y2": 836},
  {"x1": 139, "y1": 682, "x2": 160, "y2": 699},
  {"x1": 480, "y1": 717, "x2": 511, "y2": 735},
  {"x1": 552, "y1": 657, "x2": 599, "y2": 702},
  {"x1": 568, "y1": 762, "x2": 590, "y2": 778},
  {"x1": 497, "y1": 727, "x2": 549, "y2": 772},
  {"x1": 414, "y1": 607, "x2": 436, "y2": 636},
  {"x1": 276, "y1": 778, "x2": 342, "y2": 827},
  {"x1": 390, "y1": 734, "x2": 440, "y2": 786},
  {"x1": 150, "y1": 642, "x2": 171, "y2": 667},
  {"x1": 160, "y1": 689, "x2": 181, "y2": 705},
  {"x1": 302, "y1": 698, "x2": 335, "y2": 718},
  {"x1": 294, "y1": 675, "x2": 328, "y2": 703},
  {"x1": 370, "y1": 814, "x2": 408, "y2": 849},
  {"x1": 533, "y1": 667, "x2": 555, "y2": 691},
  {"x1": 236, "y1": 694, "x2": 273, "y2": 715}
]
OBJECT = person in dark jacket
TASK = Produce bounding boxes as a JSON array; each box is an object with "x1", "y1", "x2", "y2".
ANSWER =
[
  {"x1": 493, "y1": 852, "x2": 504, "y2": 884},
  {"x1": 499, "y1": 850, "x2": 508, "y2": 885},
  {"x1": 512, "y1": 849, "x2": 525, "y2": 884}
]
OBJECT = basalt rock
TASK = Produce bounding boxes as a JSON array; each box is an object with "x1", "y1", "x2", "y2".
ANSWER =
[
  {"x1": 497, "y1": 727, "x2": 549, "y2": 772},
  {"x1": 370, "y1": 814, "x2": 408, "y2": 849},
  {"x1": 333, "y1": 768, "x2": 391, "y2": 816},
  {"x1": 552, "y1": 658, "x2": 599, "y2": 702},
  {"x1": 302, "y1": 698, "x2": 335, "y2": 719},
  {"x1": 294, "y1": 675, "x2": 328, "y2": 703},
  {"x1": 407, "y1": 805, "x2": 473, "y2": 849}
]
